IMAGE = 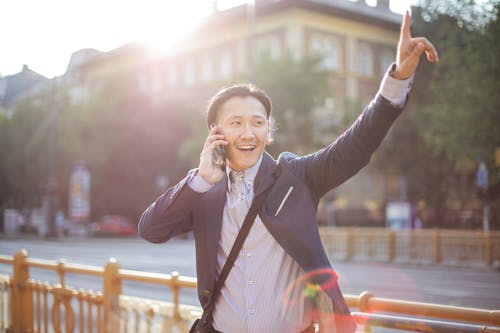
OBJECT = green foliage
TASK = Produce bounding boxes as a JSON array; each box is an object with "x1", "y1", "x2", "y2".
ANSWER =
[
  {"x1": 0, "y1": 94, "x2": 53, "y2": 209},
  {"x1": 64, "y1": 73, "x2": 194, "y2": 221},
  {"x1": 252, "y1": 53, "x2": 330, "y2": 155},
  {"x1": 417, "y1": 1, "x2": 500, "y2": 165},
  {"x1": 178, "y1": 54, "x2": 331, "y2": 163},
  {"x1": 375, "y1": 0, "x2": 500, "y2": 226},
  {"x1": 0, "y1": 69, "x2": 194, "y2": 222}
]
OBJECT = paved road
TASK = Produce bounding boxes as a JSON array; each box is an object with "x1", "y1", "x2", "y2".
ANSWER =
[{"x1": 1, "y1": 237, "x2": 499, "y2": 310}]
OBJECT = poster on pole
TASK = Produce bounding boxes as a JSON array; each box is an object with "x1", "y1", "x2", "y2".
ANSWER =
[{"x1": 69, "y1": 161, "x2": 91, "y2": 221}]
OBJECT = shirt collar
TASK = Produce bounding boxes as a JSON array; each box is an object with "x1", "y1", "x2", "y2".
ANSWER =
[{"x1": 226, "y1": 155, "x2": 263, "y2": 188}]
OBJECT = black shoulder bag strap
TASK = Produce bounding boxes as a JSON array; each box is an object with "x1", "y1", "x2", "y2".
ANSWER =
[{"x1": 193, "y1": 178, "x2": 276, "y2": 332}]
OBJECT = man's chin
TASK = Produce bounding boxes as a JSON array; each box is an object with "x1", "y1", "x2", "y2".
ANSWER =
[{"x1": 228, "y1": 154, "x2": 260, "y2": 171}]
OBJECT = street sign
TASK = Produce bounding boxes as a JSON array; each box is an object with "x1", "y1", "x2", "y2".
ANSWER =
[{"x1": 476, "y1": 162, "x2": 488, "y2": 190}]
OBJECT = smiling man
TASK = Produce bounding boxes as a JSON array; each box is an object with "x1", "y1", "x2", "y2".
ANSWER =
[{"x1": 139, "y1": 12, "x2": 438, "y2": 333}]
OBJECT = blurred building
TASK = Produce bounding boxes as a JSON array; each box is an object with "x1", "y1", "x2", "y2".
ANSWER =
[
  {"x1": 76, "y1": 0, "x2": 404, "y2": 225},
  {"x1": 80, "y1": 0, "x2": 400, "y2": 100},
  {"x1": 0, "y1": 65, "x2": 48, "y2": 116}
]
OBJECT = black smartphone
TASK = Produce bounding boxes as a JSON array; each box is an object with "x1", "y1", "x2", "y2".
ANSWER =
[
  {"x1": 210, "y1": 124, "x2": 226, "y2": 170},
  {"x1": 213, "y1": 145, "x2": 227, "y2": 170}
]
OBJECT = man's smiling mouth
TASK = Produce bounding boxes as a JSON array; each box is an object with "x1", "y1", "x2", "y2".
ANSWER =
[{"x1": 237, "y1": 145, "x2": 256, "y2": 151}]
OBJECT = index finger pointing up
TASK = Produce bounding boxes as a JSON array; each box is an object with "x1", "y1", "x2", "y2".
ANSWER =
[{"x1": 400, "y1": 10, "x2": 412, "y2": 40}]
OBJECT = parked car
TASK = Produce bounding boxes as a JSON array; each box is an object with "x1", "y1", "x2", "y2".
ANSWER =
[{"x1": 91, "y1": 215, "x2": 136, "y2": 237}]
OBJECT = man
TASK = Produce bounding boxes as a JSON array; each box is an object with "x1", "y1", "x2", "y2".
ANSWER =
[{"x1": 139, "y1": 11, "x2": 438, "y2": 333}]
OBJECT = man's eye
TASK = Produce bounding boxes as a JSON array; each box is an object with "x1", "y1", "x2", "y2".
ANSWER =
[
  {"x1": 255, "y1": 121, "x2": 264, "y2": 126},
  {"x1": 231, "y1": 121, "x2": 241, "y2": 126}
]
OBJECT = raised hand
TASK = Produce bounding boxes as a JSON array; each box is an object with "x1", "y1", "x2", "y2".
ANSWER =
[
  {"x1": 197, "y1": 125, "x2": 227, "y2": 184},
  {"x1": 392, "y1": 11, "x2": 439, "y2": 80}
]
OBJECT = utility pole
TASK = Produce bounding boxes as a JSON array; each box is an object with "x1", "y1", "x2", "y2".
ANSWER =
[{"x1": 45, "y1": 80, "x2": 60, "y2": 238}]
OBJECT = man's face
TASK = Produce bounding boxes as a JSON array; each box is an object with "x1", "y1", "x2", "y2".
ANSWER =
[{"x1": 216, "y1": 96, "x2": 270, "y2": 171}]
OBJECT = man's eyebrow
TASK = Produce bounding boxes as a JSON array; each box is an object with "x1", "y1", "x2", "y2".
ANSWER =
[
  {"x1": 252, "y1": 114, "x2": 267, "y2": 119},
  {"x1": 224, "y1": 114, "x2": 266, "y2": 121},
  {"x1": 226, "y1": 115, "x2": 243, "y2": 120}
]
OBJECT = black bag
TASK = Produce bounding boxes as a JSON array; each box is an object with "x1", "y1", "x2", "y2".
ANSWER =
[
  {"x1": 189, "y1": 183, "x2": 274, "y2": 333},
  {"x1": 189, "y1": 318, "x2": 212, "y2": 333}
]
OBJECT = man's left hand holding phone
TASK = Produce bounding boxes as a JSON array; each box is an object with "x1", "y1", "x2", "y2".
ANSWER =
[{"x1": 197, "y1": 124, "x2": 228, "y2": 185}]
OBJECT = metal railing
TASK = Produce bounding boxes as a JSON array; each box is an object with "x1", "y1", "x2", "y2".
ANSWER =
[
  {"x1": 1, "y1": 249, "x2": 499, "y2": 332},
  {"x1": 320, "y1": 228, "x2": 500, "y2": 266},
  {"x1": 352, "y1": 312, "x2": 500, "y2": 333}
]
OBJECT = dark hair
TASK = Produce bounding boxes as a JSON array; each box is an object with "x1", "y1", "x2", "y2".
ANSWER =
[{"x1": 206, "y1": 83, "x2": 272, "y2": 128}]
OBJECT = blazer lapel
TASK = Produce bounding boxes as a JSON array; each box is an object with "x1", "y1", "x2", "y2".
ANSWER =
[
  {"x1": 254, "y1": 152, "x2": 278, "y2": 197},
  {"x1": 205, "y1": 175, "x2": 227, "y2": 279}
]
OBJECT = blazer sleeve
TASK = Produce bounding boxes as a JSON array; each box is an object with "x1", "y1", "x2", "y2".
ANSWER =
[
  {"x1": 300, "y1": 93, "x2": 403, "y2": 198},
  {"x1": 138, "y1": 169, "x2": 202, "y2": 243}
]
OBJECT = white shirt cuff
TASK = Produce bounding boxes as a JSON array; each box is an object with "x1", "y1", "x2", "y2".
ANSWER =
[
  {"x1": 188, "y1": 173, "x2": 214, "y2": 193},
  {"x1": 379, "y1": 64, "x2": 413, "y2": 108}
]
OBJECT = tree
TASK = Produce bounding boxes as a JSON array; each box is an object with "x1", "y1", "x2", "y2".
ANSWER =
[
  {"x1": 373, "y1": 0, "x2": 500, "y2": 227},
  {"x1": 0, "y1": 68, "x2": 196, "y2": 225},
  {"x1": 56, "y1": 70, "x2": 194, "y2": 222},
  {"x1": 253, "y1": 54, "x2": 330, "y2": 156}
]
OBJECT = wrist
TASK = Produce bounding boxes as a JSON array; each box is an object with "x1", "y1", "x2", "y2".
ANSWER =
[
  {"x1": 189, "y1": 172, "x2": 215, "y2": 193},
  {"x1": 196, "y1": 170, "x2": 214, "y2": 185},
  {"x1": 390, "y1": 64, "x2": 412, "y2": 80}
]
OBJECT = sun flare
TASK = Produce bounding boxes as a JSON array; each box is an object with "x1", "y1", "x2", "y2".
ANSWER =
[{"x1": 132, "y1": 1, "x2": 212, "y2": 52}]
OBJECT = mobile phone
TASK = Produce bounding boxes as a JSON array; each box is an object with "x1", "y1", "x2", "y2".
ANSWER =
[
  {"x1": 210, "y1": 124, "x2": 226, "y2": 170},
  {"x1": 213, "y1": 145, "x2": 227, "y2": 170}
]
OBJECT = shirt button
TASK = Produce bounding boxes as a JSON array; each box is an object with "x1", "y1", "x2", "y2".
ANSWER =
[
  {"x1": 249, "y1": 309, "x2": 255, "y2": 315},
  {"x1": 246, "y1": 253, "x2": 252, "y2": 258},
  {"x1": 247, "y1": 280, "x2": 253, "y2": 285}
]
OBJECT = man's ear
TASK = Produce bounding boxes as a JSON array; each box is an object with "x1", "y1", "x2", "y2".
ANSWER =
[{"x1": 266, "y1": 119, "x2": 274, "y2": 144}]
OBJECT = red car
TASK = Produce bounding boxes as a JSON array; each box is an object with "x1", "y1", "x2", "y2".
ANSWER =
[{"x1": 91, "y1": 215, "x2": 136, "y2": 237}]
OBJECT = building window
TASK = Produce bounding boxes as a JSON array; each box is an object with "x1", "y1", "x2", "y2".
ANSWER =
[
  {"x1": 255, "y1": 35, "x2": 281, "y2": 61},
  {"x1": 184, "y1": 60, "x2": 196, "y2": 86},
  {"x1": 201, "y1": 55, "x2": 213, "y2": 83},
  {"x1": 69, "y1": 85, "x2": 87, "y2": 104},
  {"x1": 357, "y1": 43, "x2": 374, "y2": 77},
  {"x1": 218, "y1": 48, "x2": 232, "y2": 80},
  {"x1": 380, "y1": 49, "x2": 394, "y2": 76},
  {"x1": 310, "y1": 33, "x2": 342, "y2": 72}
]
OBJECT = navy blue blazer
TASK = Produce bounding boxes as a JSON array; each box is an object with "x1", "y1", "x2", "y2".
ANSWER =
[{"x1": 139, "y1": 93, "x2": 402, "y2": 332}]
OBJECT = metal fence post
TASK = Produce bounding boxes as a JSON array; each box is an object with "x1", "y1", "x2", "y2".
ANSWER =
[
  {"x1": 387, "y1": 230, "x2": 396, "y2": 262},
  {"x1": 103, "y1": 258, "x2": 122, "y2": 333},
  {"x1": 484, "y1": 232, "x2": 492, "y2": 267},
  {"x1": 433, "y1": 228, "x2": 441, "y2": 264},
  {"x1": 358, "y1": 291, "x2": 374, "y2": 332},
  {"x1": 171, "y1": 271, "x2": 181, "y2": 321},
  {"x1": 12, "y1": 250, "x2": 33, "y2": 333},
  {"x1": 346, "y1": 229, "x2": 354, "y2": 261}
]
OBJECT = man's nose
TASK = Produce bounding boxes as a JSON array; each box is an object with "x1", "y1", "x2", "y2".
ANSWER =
[{"x1": 241, "y1": 124, "x2": 255, "y2": 138}]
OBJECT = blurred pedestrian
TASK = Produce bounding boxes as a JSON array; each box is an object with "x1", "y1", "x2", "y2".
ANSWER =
[{"x1": 139, "y1": 11, "x2": 438, "y2": 333}]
